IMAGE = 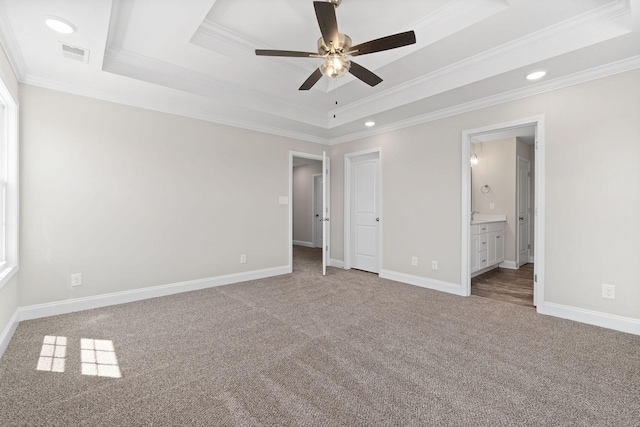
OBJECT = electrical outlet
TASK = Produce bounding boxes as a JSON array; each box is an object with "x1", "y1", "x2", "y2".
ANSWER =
[
  {"x1": 240, "y1": 254, "x2": 247, "y2": 264},
  {"x1": 602, "y1": 284, "x2": 615, "y2": 299},
  {"x1": 71, "y1": 273, "x2": 82, "y2": 287},
  {"x1": 432, "y1": 260, "x2": 438, "y2": 270},
  {"x1": 411, "y1": 256, "x2": 418, "y2": 266}
]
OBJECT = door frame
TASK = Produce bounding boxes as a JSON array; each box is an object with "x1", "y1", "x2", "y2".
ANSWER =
[
  {"x1": 312, "y1": 173, "x2": 323, "y2": 248},
  {"x1": 344, "y1": 147, "x2": 382, "y2": 272},
  {"x1": 516, "y1": 156, "x2": 531, "y2": 267},
  {"x1": 289, "y1": 151, "x2": 324, "y2": 273},
  {"x1": 461, "y1": 116, "x2": 545, "y2": 307}
]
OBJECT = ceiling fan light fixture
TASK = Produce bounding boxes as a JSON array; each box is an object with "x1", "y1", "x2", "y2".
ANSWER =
[
  {"x1": 44, "y1": 16, "x2": 76, "y2": 34},
  {"x1": 319, "y1": 54, "x2": 350, "y2": 78}
]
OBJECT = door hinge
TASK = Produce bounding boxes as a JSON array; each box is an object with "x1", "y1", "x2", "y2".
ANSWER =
[
  {"x1": 528, "y1": 244, "x2": 531, "y2": 249},
  {"x1": 535, "y1": 140, "x2": 538, "y2": 149},
  {"x1": 534, "y1": 274, "x2": 537, "y2": 282}
]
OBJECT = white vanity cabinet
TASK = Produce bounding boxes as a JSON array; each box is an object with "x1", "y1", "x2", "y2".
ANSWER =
[{"x1": 471, "y1": 221, "x2": 505, "y2": 276}]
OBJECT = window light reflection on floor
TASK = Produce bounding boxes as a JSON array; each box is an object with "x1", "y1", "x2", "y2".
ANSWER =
[
  {"x1": 36, "y1": 335, "x2": 67, "y2": 373},
  {"x1": 80, "y1": 338, "x2": 122, "y2": 378}
]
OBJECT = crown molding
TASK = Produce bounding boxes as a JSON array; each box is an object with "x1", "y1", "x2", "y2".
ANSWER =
[
  {"x1": 327, "y1": 0, "x2": 633, "y2": 127},
  {"x1": 103, "y1": 47, "x2": 328, "y2": 128},
  {"x1": 0, "y1": 0, "x2": 26, "y2": 81},
  {"x1": 327, "y1": 55, "x2": 640, "y2": 145},
  {"x1": 21, "y1": 74, "x2": 331, "y2": 145},
  {"x1": 19, "y1": 54, "x2": 640, "y2": 148}
]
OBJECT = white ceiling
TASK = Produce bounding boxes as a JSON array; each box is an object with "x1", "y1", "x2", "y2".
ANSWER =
[{"x1": 0, "y1": 0, "x2": 639, "y2": 145}]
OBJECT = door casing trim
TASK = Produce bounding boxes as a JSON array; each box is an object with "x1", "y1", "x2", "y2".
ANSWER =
[{"x1": 344, "y1": 147, "x2": 383, "y2": 272}]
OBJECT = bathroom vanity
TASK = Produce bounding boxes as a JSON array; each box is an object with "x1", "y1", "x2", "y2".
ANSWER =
[{"x1": 470, "y1": 218, "x2": 506, "y2": 277}]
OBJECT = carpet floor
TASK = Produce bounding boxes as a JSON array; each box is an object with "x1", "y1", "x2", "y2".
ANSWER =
[{"x1": 1, "y1": 246, "x2": 639, "y2": 426}]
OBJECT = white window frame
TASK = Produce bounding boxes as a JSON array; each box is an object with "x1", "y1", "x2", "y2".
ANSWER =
[{"x1": 0, "y1": 72, "x2": 18, "y2": 290}]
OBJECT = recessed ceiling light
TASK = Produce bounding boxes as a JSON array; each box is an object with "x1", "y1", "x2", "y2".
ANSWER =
[
  {"x1": 45, "y1": 17, "x2": 76, "y2": 34},
  {"x1": 526, "y1": 70, "x2": 546, "y2": 80},
  {"x1": 365, "y1": 121, "x2": 375, "y2": 127}
]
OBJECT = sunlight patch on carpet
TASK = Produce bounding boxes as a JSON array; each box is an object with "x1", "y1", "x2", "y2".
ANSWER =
[
  {"x1": 36, "y1": 335, "x2": 67, "y2": 373},
  {"x1": 81, "y1": 338, "x2": 122, "y2": 378}
]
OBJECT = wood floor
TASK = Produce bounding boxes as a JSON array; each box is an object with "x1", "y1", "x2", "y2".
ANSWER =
[{"x1": 471, "y1": 264, "x2": 534, "y2": 307}]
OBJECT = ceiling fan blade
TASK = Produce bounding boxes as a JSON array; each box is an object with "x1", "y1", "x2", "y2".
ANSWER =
[
  {"x1": 299, "y1": 68, "x2": 323, "y2": 90},
  {"x1": 314, "y1": 1, "x2": 340, "y2": 49},
  {"x1": 255, "y1": 49, "x2": 317, "y2": 58},
  {"x1": 350, "y1": 31, "x2": 416, "y2": 57},
  {"x1": 349, "y1": 61, "x2": 382, "y2": 87}
]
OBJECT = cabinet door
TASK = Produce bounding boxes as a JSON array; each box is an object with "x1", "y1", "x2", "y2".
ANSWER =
[
  {"x1": 470, "y1": 235, "x2": 479, "y2": 272},
  {"x1": 487, "y1": 231, "x2": 505, "y2": 266},
  {"x1": 487, "y1": 231, "x2": 498, "y2": 265},
  {"x1": 494, "y1": 231, "x2": 504, "y2": 263}
]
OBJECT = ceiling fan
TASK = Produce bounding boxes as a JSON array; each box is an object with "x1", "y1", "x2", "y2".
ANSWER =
[{"x1": 255, "y1": 0, "x2": 416, "y2": 90}]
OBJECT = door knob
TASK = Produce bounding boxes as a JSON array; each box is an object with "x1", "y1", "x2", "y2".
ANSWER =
[
  {"x1": 376, "y1": 218, "x2": 380, "y2": 222},
  {"x1": 519, "y1": 216, "x2": 524, "y2": 220}
]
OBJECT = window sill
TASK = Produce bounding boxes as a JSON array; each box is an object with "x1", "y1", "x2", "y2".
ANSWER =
[{"x1": 0, "y1": 264, "x2": 18, "y2": 291}]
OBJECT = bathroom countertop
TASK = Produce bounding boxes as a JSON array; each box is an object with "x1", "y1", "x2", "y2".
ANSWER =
[{"x1": 471, "y1": 214, "x2": 507, "y2": 225}]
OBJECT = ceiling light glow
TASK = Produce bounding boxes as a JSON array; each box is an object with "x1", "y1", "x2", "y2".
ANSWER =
[
  {"x1": 526, "y1": 71, "x2": 546, "y2": 80},
  {"x1": 45, "y1": 17, "x2": 76, "y2": 34},
  {"x1": 319, "y1": 54, "x2": 350, "y2": 79},
  {"x1": 365, "y1": 121, "x2": 375, "y2": 127}
]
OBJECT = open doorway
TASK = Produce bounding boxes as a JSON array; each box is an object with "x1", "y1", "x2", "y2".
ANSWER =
[
  {"x1": 469, "y1": 130, "x2": 535, "y2": 306},
  {"x1": 289, "y1": 151, "x2": 330, "y2": 275},
  {"x1": 461, "y1": 117, "x2": 545, "y2": 308}
]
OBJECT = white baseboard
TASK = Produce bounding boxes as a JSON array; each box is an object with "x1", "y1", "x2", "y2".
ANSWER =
[
  {"x1": 499, "y1": 260, "x2": 518, "y2": 269},
  {"x1": 0, "y1": 308, "x2": 19, "y2": 359},
  {"x1": 17, "y1": 265, "x2": 290, "y2": 323},
  {"x1": 538, "y1": 302, "x2": 640, "y2": 336},
  {"x1": 380, "y1": 269, "x2": 463, "y2": 296},
  {"x1": 293, "y1": 240, "x2": 315, "y2": 248},
  {"x1": 329, "y1": 259, "x2": 344, "y2": 268}
]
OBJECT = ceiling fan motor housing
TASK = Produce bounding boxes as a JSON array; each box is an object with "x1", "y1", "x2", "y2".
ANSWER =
[{"x1": 317, "y1": 33, "x2": 352, "y2": 55}]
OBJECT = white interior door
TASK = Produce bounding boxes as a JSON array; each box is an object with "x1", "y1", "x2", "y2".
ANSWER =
[
  {"x1": 322, "y1": 152, "x2": 330, "y2": 275},
  {"x1": 350, "y1": 153, "x2": 379, "y2": 273},
  {"x1": 313, "y1": 175, "x2": 323, "y2": 248},
  {"x1": 517, "y1": 157, "x2": 531, "y2": 267}
]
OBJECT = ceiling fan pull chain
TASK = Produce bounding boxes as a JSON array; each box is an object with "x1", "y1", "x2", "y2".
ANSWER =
[{"x1": 333, "y1": 79, "x2": 338, "y2": 119}]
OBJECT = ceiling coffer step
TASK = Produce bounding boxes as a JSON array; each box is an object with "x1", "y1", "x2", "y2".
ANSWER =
[{"x1": 60, "y1": 42, "x2": 90, "y2": 63}]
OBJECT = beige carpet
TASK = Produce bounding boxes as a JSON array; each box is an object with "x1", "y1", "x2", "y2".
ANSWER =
[{"x1": 1, "y1": 246, "x2": 639, "y2": 426}]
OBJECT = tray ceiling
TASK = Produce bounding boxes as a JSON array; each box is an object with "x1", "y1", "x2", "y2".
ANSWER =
[{"x1": 0, "y1": 0, "x2": 639, "y2": 144}]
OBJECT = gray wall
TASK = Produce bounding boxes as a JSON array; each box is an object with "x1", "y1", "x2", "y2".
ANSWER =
[
  {"x1": 19, "y1": 85, "x2": 323, "y2": 307},
  {"x1": 330, "y1": 69, "x2": 640, "y2": 320},
  {"x1": 4, "y1": 62, "x2": 640, "y2": 341}
]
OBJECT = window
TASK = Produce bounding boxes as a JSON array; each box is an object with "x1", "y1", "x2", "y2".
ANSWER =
[{"x1": 0, "y1": 71, "x2": 18, "y2": 290}]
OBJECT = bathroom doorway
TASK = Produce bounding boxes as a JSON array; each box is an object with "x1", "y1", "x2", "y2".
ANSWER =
[{"x1": 461, "y1": 117, "x2": 545, "y2": 308}]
